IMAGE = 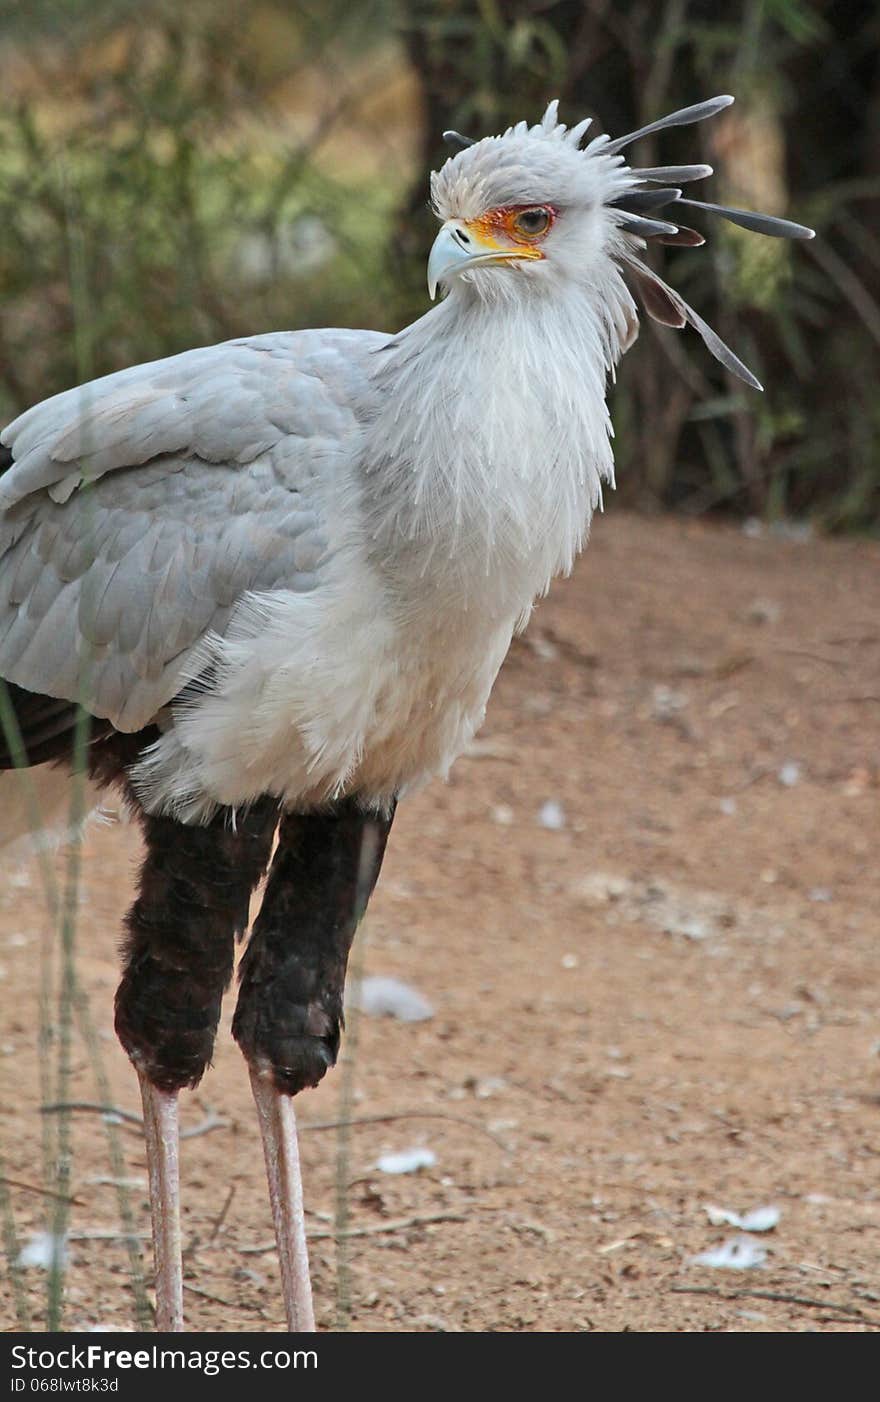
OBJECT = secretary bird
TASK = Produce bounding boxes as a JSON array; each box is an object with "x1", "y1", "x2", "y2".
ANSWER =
[{"x1": 0, "y1": 95, "x2": 812, "y2": 1331}]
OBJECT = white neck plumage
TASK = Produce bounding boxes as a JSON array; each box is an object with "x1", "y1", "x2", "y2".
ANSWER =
[{"x1": 363, "y1": 267, "x2": 632, "y2": 623}]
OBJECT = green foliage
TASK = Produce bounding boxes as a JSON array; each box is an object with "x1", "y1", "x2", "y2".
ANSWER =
[{"x1": 0, "y1": 1, "x2": 402, "y2": 420}]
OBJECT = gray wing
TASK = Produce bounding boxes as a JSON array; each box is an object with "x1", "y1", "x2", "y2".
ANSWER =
[{"x1": 0, "y1": 329, "x2": 387, "y2": 730}]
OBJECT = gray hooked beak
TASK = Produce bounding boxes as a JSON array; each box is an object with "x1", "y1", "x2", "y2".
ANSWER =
[
  {"x1": 427, "y1": 223, "x2": 479, "y2": 299},
  {"x1": 427, "y1": 220, "x2": 540, "y2": 299}
]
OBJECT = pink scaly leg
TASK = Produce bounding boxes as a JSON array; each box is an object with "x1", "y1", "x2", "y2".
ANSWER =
[
  {"x1": 138, "y1": 1075, "x2": 184, "y2": 1332},
  {"x1": 249, "y1": 1066, "x2": 316, "y2": 1332}
]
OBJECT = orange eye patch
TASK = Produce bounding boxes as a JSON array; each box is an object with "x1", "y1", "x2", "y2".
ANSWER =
[{"x1": 468, "y1": 205, "x2": 558, "y2": 250}]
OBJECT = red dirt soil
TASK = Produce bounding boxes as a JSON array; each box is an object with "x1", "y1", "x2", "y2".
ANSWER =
[{"x1": 1, "y1": 510, "x2": 879, "y2": 1333}]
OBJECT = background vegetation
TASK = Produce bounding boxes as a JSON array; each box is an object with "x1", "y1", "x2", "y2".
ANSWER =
[{"x1": 0, "y1": 0, "x2": 877, "y2": 527}]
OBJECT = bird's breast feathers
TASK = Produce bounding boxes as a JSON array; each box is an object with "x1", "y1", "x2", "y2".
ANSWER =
[{"x1": 129, "y1": 551, "x2": 516, "y2": 821}]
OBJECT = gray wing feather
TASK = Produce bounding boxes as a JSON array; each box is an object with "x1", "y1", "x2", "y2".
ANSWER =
[
  {"x1": 0, "y1": 332, "x2": 379, "y2": 508},
  {"x1": 0, "y1": 329, "x2": 386, "y2": 730}
]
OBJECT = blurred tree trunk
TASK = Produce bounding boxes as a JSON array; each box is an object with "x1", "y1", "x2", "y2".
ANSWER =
[{"x1": 780, "y1": 0, "x2": 880, "y2": 522}]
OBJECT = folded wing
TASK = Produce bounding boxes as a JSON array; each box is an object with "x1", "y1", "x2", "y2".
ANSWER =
[{"x1": 0, "y1": 330, "x2": 384, "y2": 731}]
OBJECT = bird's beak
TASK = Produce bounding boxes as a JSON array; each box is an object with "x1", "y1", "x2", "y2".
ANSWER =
[{"x1": 427, "y1": 220, "x2": 540, "y2": 299}]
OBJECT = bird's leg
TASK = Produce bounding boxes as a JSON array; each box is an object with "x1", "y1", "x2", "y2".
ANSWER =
[
  {"x1": 234, "y1": 798, "x2": 396, "y2": 1331},
  {"x1": 138, "y1": 1075, "x2": 183, "y2": 1332},
  {"x1": 115, "y1": 799, "x2": 279, "y2": 1331},
  {"x1": 249, "y1": 1066, "x2": 315, "y2": 1332}
]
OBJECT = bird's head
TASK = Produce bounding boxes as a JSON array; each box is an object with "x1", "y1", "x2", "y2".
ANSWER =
[
  {"x1": 428, "y1": 96, "x2": 814, "y2": 387},
  {"x1": 428, "y1": 99, "x2": 632, "y2": 305}
]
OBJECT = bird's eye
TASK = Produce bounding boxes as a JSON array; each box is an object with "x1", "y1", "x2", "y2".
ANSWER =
[{"x1": 512, "y1": 207, "x2": 552, "y2": 238}]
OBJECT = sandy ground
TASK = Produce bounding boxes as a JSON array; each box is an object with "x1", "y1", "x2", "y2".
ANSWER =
[{"x1": 1, "y1": 510, "x2": 879, "y2": 1334}]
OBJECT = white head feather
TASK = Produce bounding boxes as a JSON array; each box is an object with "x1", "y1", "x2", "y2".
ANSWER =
[{"x1": 429, "y1": 100, "x2": 638, "y2": 309}]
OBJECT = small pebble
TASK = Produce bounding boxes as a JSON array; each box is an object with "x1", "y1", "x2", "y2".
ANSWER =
[
  {"x1": 691, "y1": 1237, "x2": 767, "y2": 1270},
  {"x1": 376, "y1": 1148, "x2": 436, "y2": 1175},
  {"x1": 538, "y1": 800, "x2": 566, "y2": 831},
  {"x1": 349, "y1": 975, "x2": 434, "y2": 1023}
]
